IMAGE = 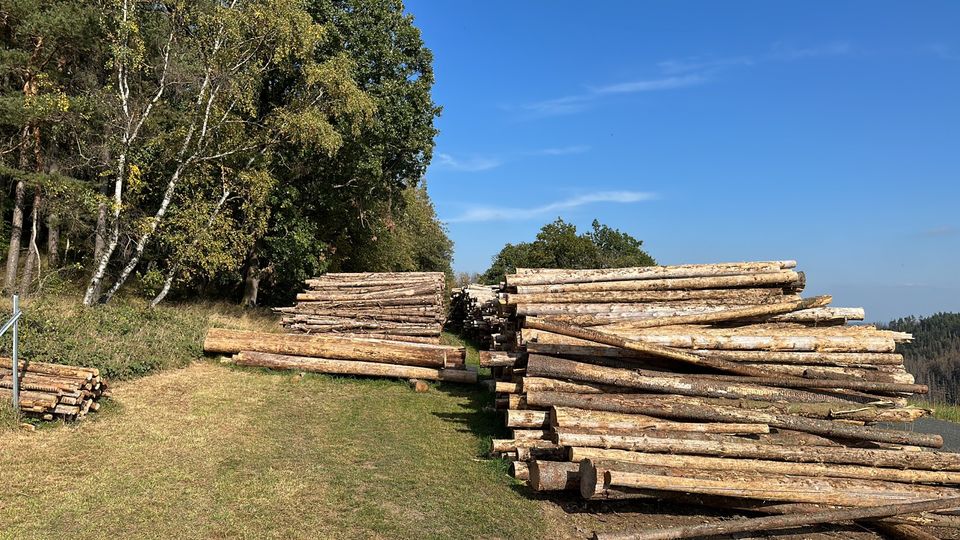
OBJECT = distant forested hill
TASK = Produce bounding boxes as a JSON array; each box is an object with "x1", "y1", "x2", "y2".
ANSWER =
[{"x1": 884, "y1": 313, "x2": 960, "y2": 403}]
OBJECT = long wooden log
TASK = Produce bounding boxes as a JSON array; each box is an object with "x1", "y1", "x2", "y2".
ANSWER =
[
  {"x1": 522, "y1": 319, "x2": 781, "y2": 377},
  {"x1": 606, "y1": 467, "x2": 960, "y2": 506},
  {"x1": 569, "y1": 447, "x2": 960, "y2": 485},
  {"x1": 204, "y1": 328, "x2": 462, "y2": 368},
  {"x1": 503, "y1": 288, "x2": 787, "y2": 305},
  {"x1": 523, "y1": 326, "x2": 906, "y2": 353},
  {"x1": 232, "y1": 351, "x2": 477, "y2": 384},
  {"x1": 479, "y1": 351, "x2": 520, "y2": 367},
  {"x1": 506, "y1": 409, "x2": 549, "y2": 428},
  {"x1": 543, "y1": 296, "x2": 832, "y2": 330},
  {"x1": 511, "y1": 461, "x2": 529, "y2": 481},
  {"x1": 529, "y1": 460, "x2": 581, "y2": 491},
  {"x1": 523, "y1": 343, "x2": 905, "y2": 367},
  {"x1": 565, "y1": 433, "x2": 960, "y2": 470},
  {"x1": 529, "y1": 392, "x2": 940, "y2": 447},
  {"x1": 526, "y1": 355, "x2": 857, "y2": 403},
  {"x1": 515, "y1": 271, "x2": 801, "y2": 294},
  {"x1": 506, "y1": 261, "x2": 796, "y2": 286},
  {"x1": 592, "y1": 496, "x2": 960, "y2": 540},
  {"x1": 539, "y1": 307, "x2": 863, "y2": 327},
  {"x1": 551, "y1": 406, "x2": 769, "y2": 434}
]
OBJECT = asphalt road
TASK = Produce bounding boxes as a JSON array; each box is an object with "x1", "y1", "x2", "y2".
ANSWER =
[{"x1": 881, "y1": 417, "x2": 960, "y2": 451}]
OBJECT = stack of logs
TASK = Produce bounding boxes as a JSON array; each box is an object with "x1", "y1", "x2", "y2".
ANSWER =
[
  {"x1": 484, "y1": 260, "x2": 960, "y2": 538},
  {"x1": 447, "y1": 284, "x2": 508, "y2": 349},
  {"x1": 274, "y1": 272, "x2": 445, "y2": 344},
  {"x1": 204, "y1": 328, "x2": 477, "y2": 384},
  {"x1": 0, "y1": 358, "x2": 107, "y2": 420}
]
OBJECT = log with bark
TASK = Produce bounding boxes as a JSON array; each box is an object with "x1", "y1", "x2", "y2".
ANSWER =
[{"x1": 231, "y1": 351, "x2": 477, "y2": 384}]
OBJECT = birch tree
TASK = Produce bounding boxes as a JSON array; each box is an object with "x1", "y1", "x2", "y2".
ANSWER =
[{"x1": 84, "y1": 0, "x2": 373, "y2": 305}]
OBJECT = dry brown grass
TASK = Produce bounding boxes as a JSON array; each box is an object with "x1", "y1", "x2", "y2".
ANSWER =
[{"x1": 0, "y1": 361, "x2": 546, "y2": 539}]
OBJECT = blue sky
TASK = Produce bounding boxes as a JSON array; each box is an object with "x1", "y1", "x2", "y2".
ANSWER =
[{"x1": 406, "y1": 1, "x2": 960, "y2": 322}]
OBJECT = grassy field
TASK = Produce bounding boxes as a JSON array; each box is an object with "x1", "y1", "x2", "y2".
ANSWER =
[
  {"x1": 0, "y1": 297, "x2": 563, "y2": 538},
  {"x1": 911, "y1": 400, "x2": 960, "y2": 423},
  {"x1": 0, "y1": 361, "x2": 554, "y2": 539}
]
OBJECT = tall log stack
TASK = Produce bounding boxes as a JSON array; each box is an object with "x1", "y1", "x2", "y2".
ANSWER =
[
  {"x1": 447, "y1": 284, "x2": 507, "y2": 349},
  {"x1": 274, "y1": 272, "x2": 445, "y2": 344},
  {"x1": 0, "y1": 358, "x2": 108, "y2": 421},
  {"x1": 486, "y1": 260, "x2": 959, "y2": 537},
  {"x1": 204, "y1": 328, "x2": 477, "y2": 384}
]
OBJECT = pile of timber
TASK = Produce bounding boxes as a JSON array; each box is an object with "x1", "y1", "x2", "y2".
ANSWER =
[
  {"x1": 447, "y1": 284, "x2": 508, "y2": 349},
  {"x1": 0, "y1": 358, "x2": 107, "y2": 421},
  {"x1": 485, "y1": 260, "x2": 960, "y2": 538},
  {"x1": 204, "y1": 328, "x2": 477, "y2": 384},
  {"x1": 274, "y1": 272, "x2": 445, "y2": 344}
]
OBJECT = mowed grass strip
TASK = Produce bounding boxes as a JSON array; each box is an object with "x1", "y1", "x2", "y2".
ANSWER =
[{"x1": 0, "y1": 362, "x2": 545, "y2": 539}]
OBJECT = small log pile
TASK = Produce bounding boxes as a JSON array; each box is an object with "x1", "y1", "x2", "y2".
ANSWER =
[
  {"x1": 487, "y1": 260, "x2": 959, "y2": 537},
  {"x1": 274, "y1": 272, "x2": 445, "y2": 344},
  {"x1": 0, "y1": 358, "x2": 108, "y2": 420},
  {"x1": 447, "y1": 284, "x2": 507, "y2": 348},
  {"x1": 204, "y1": 328, "x2": 477, "y2": 384}
]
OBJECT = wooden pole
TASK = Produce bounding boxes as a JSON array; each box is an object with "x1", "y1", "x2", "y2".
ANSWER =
[{"x1": 591, "y1": 496, "x2": 960, "y2": 540}]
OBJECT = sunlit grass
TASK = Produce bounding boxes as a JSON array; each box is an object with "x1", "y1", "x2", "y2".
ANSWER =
[{"x1": 0, "y1": 362, "x2": 544, "y2": 539}]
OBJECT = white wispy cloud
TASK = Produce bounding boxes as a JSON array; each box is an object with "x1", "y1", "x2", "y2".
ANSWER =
[
  {"x1": 520, "y1": 41, "x2": 854, "y2": 118},
  {"x1": 444, "y1": 190, "x2": 656, "y2": 223},
  {"x1": 590, "y1": 74, "x2": 706, "y2": 95},
  {"x1": 523, "y1": 75, "x2": 704, "y2": 116},
  {"x1": 434, "y1": 153, "x2": 502, "y2": 172},
  {"x1": 920, "y1": 225, "x2": 958, "y2": 238},
  {"x1": 531, "y1": 145, "x2": 591, "y2": 156}
]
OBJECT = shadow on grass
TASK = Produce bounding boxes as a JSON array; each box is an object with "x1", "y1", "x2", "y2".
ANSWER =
[{"x1": 433, "y1": 381, "x2": 508, "y2": 457}]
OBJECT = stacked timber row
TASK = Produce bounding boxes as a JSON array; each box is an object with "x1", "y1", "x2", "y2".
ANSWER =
[
  {"x1": 0, "y1": 358, "x2": 108, "y2": 420},
  {"x1": 447, "y1": 284, "x2": 507, "y2": 349},
  {"x1": 204, "y1": 328, "x2": 477, "y2": 384},
  {"x1": 274, "y1": 272, "x2": 445, "y2": 344},
  {"x1": 487, "y1": 260, "x2": 960, "y2": 537}
]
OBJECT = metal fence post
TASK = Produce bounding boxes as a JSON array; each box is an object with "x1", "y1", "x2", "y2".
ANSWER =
[{"x1": 11, "y1": 294, "x2": 18, "y2": 412}]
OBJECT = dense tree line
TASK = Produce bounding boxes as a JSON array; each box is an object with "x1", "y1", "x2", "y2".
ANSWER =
[
  {"x1": 884, "y1": 312, "x2": 960, "y2": 404},
  {"x1": 481, "y1": 218, "x2": 655, "y2": 284},
  {"x1": 0, "y1": 0, "x2": 450, "y2": 307}
]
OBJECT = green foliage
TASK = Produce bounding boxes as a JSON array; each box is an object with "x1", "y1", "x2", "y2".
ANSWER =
[
  {"x1": 258, "y1": 0, "x2": 444, "y2": 291},
  {"x1": 885, "y1": 313, "x2": 960, "y2": 403},
  {"x1": 481, "y1": 218, "x2": 656, "y2": 284},
  {"x1": 1, "y1": 295, "x2": 277, "y2": 380},
  {"x1": 346, "y1": 184, "x2": 453, "y2": 275}
]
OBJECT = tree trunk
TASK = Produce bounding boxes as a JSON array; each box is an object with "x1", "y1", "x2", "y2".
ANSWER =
[
  {"x1": 203, "y1": 328, "x2": 464, "y2": 368},
  {"x1": 46, "y1": 212, "x2": 59, "y2": 269},
  {"x1": 3, "y1": 177, "x2": 26, "y2": 294},
  {"x1": 19, "y1": 187, "x2": 41, "y2": 295},
  {"x1": 241, "y1": 252, "x2": 261, "y2": 306},
  {"x1": 231, "y1": 351, "x2": 477, "y2": 384}
]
